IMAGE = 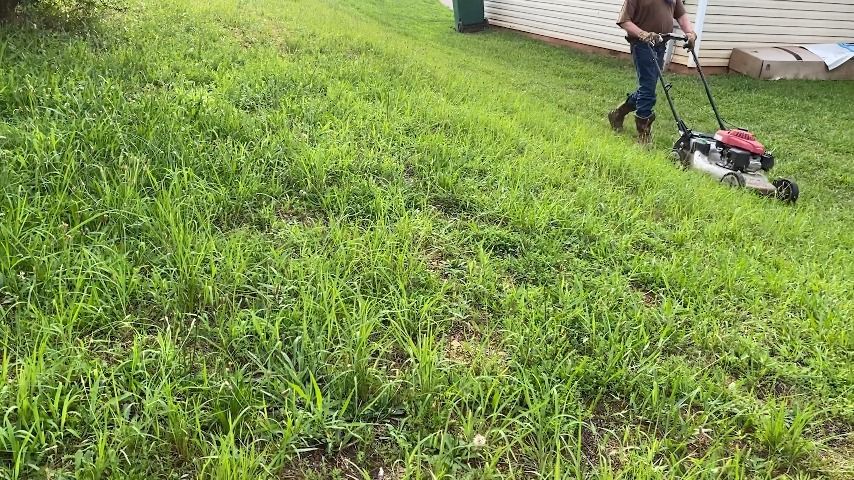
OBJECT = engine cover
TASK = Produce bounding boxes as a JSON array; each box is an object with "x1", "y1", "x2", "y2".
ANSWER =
[{"x1": 715, "y1": 129, "x2": 765, "y2": 155}]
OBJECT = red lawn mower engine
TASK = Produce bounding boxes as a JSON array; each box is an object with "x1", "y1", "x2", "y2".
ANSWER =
[{"x1": 714, "y1": 129, "x2": 775, "y2": 173}]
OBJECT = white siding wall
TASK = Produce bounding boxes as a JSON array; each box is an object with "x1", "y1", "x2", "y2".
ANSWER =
[
  {"x1": 483, "y1": 0, "x2": 631, "y2": 53},
  {"x1": 666, "y1": 2, "x2": 698, "y2": 68},
  {"x1": 698, "y1": 0, "x2": 854, "y2": 67},
  {"x1": 483, "y1": 0, "x2": 699, "y2": 66},
  {"x1": 484, "y1": 0, "x2": 854, "y2": 69}
]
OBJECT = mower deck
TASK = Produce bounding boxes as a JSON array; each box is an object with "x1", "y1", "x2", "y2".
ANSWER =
[{"x1": 681, "y1": 150, "x2": 777, "y2": 195}]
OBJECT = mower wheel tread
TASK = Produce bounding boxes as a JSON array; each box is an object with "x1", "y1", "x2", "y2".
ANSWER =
[{"x1": 773, "y1": 178, "x2": 800, "y2": 204}]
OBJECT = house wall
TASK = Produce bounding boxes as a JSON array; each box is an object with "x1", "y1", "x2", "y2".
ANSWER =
[
  {"x1": 695, "y1": 0, "x2": 854, "y2": 67},
  {"x1": 483, "y1": 0, "x2": 631, "y2": 53},
  {"x1": 482, "y1": 0, "x2": 698, "y2": 67},
  {"x1": 483, "y1": 0, "x2": 854, "y2": 69},
  {"x1": 665, "y1": 1, "x2": 698, "y2": 68}
]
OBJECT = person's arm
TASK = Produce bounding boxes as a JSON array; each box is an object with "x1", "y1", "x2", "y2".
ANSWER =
[
  {"x1": 617, "y1": 0, "x2": 661, "y2": 44},
  {"x1": 619, "y1": 20, "x2": 662, "y2": 44},
  {"x1": 617, "y1": 0, "x2": 658, "y2": 43},
  {"x1": 677, "y1": 14, "x2": 697, "y2": 45},
  {"x1": 619, "y1": 20, "x2": 646, "y2": 39}
]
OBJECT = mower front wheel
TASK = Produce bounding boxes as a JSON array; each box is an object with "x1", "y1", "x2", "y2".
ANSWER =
[
  {"x1": 773, "y1": 178, "x2": 799, "y2": 203},
  {"x1": 721, "y1": 172, "x2": 745, "y2": 188},
  {"x1": 670, "y1": 149, "x2": 691, "y2": 169}
]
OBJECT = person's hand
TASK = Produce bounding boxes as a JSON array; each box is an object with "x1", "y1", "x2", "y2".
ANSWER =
[
  {"x1": 685, "y1": 31, "x2": 697, "y2": 48},
  {"x1": 638, "y1": 31, "x2": 664, "y2": 45}
]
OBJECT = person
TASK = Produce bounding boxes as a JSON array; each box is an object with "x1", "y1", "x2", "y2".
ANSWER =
[{"x1": 609, "y1": 0, "x2": 697, "y2": 144}]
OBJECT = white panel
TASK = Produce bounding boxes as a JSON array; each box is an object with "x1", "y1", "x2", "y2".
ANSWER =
[
  {"x1": 697, "y1": 0, "x2": 854, "y2": 65},
  {"x1": 487, "y1": 0, "x2": 623, "y2": 16},
  {"x1": 487, "y1": 16, "x2": 631, "y2": 53},
  {"x1": 710, "y1": 0, "x2": 854, "y2": 13},
  {"x1": 704, "y1": 20, "x2": 853, "y2": 33},
  {"x1": 484, "y1": 0, "x2": 632, "y2": 54},
  {"x1": 483, "y1": 0, "x2": 854, "y2": 69},
  {"x1": 485, "y1": 5, "x2": 628, "y2": 37},
  {"x1": 707, "y1": 6, "x2": 854, "y2": 20}
]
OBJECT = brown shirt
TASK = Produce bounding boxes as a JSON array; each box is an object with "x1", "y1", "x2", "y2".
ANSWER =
[{"x1": 618, "y1": 0, "x2": 686, "y2": 37}]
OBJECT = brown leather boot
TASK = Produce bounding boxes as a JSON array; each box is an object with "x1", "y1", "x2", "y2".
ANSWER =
[
  {"x1": 608, "y1": 99, "x2": 636, "y2": 132},
  {"x1": 635, "y1": 113, "x2": 656, "y2": 145}
]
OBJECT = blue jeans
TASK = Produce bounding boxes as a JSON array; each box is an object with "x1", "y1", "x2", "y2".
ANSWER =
[{"x1": 628, "y1": 42, "x2": 666, "y2": 119}]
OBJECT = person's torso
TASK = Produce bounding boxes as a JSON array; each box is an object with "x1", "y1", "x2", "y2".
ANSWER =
[{"x1": 632, "y1": 0, "x2": 678, "y2": 34}]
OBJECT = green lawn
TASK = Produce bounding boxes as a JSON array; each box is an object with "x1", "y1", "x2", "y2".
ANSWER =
[{"x1": 1, "y1": 0, "x2": 852, "y2": 478}]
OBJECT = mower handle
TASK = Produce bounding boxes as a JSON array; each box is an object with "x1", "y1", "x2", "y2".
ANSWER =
[
  {"x1": 660, "y1": 34, "x2": 694, "y2": 50},
  {"x1": 661, "y1": 34, "x2": 688, "y2": 42},
  {"x1": 654, "y1": 34, "x2": 724, "y2": 130}
]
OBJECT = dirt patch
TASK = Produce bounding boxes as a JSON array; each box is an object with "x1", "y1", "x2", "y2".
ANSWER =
[
  {"x1": 684, "y1": 426, "x2": 716, "y2": 461},
  {"x1": 403, "y1": 164, "x2": 417, "y2": 187},
  {"x1": 444, "y1": 322, "x2": 507, "y2": 371},
  {"x1": 230, "y1": 27, "x2": 259, "y2": 49},
  {"x1": 641, "y1": 290, "x2": 659, "y2": 307},
  {"x1": 629, "y1": 280, "x2": 661, "y2": 308},
  {"x1": 582, "y1": 398, "x2": 632, "y2": 471},
  {"x1": 755, "y1": 376, "x2": 796, "y2": 401},
  {"x1": 422, "y1": 243, "x2": 473, "y2": 284},
  {"x1": 280, "y1": 443, "x2": 403, "y2": 480},
  {"x1": 384, "y1": 345, "x2": 409, "y2": 376},
  {"x1": 818, "y1": 435, "x2": 854, "y2": 480},
  {"x1": 280, "y1": 446, "x2": 362, "y2": 479},
  {"x1": 229, "y1": 18, "x2": 297, "y2": 54},
  {"x1": 277, "y1": 206, "x2": 325, "y2": 227},
  {"x1": 817, "y1": 417, "x2": 854, "y2": 448},
  {"x1": 581, "y1": 397, "x2": 722, "y2": 471},
  {"x1": 424, "y1": 248, "x2": 452, "y2": 281},
  {"x1": 427, "y1": 193, "x2": 477, "y2": 220},
  {"x1": 582, "y1": 417, "x2": 624, "y2": 471}
]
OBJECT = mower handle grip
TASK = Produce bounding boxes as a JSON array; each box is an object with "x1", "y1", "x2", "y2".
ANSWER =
[
  {"x1": 660, "y1": 34, "x2": 696, "y2": 49},
  {"x1": 661, "y1": 34, "x2": 688, "y2": 43}
]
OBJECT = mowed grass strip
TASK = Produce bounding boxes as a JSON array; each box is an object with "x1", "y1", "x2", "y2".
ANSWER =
[{"x1": 0, "y1": 0, "x2": 851, "y2": 478}]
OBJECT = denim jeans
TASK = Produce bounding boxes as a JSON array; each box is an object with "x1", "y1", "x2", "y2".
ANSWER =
[{"x1": 628, "y1": 41, "x2": 667, "y2": 119}]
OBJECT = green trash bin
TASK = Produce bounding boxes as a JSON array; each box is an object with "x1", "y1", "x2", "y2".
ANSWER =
[{"x1": 452, "y1": 0, "x2": 487, "y2": 33}]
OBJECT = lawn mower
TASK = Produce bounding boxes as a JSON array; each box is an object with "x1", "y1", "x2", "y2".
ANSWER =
[{"x1": 652, "y1": 34, "x2": 800, "y2": 203}]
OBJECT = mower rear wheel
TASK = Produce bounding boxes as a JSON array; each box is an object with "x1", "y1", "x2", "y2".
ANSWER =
[
  {"x1": 721, "y1": 172, "x2": 745, "y2": 188},
  {"x1": 773, "y1": 178, "x2": 799, "y2": 203}
]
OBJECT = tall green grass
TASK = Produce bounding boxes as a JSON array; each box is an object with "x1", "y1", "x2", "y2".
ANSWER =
[{"x1": 0, "y1": 0, "x2": 851, "y2": 478}]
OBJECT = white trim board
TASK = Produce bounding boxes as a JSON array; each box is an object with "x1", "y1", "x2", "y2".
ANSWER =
[{"x1": 691, "y1": 0, "x2": 710, "y2": 67}]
